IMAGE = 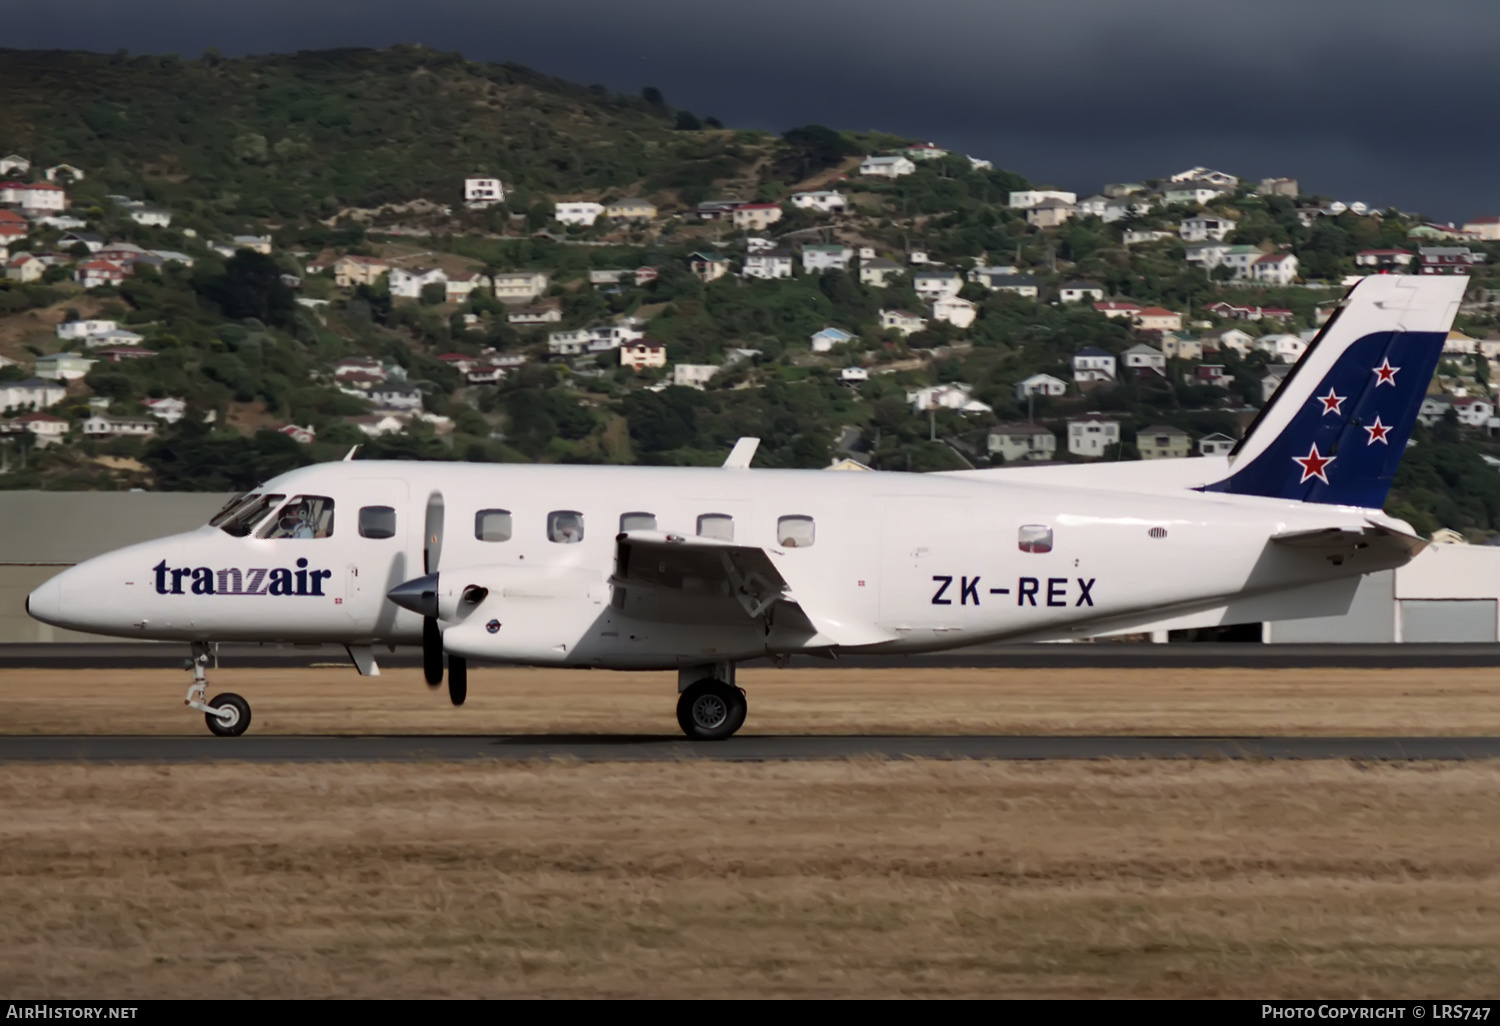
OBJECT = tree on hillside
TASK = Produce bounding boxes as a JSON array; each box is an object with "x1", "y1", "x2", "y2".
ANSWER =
[{"x1": 194, "y1": 251, "x2": 296, "y2": 328}]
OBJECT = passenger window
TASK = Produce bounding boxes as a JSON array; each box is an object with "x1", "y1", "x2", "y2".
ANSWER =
[
  {"x1": 548, "y1": 510, "x2": 585, "y2": 544},
  {"x1": 778, "y1": 515, "x2": 815, "y2": 549},
  {"x1": 218, "y1": 494, "x2": 284, "y2": 537},
  {"x1": 359, "y1": 506, "x2": 397, "y2": 539},
  {"x1": 697, "y1": 514, "x2": 734, "y2": 542},
  {"x1": 259, "y1": 496, "x2": 335, "y2": 540},
  {"x1": 1018, "y1": 525, "x2": 1053, "y2": 553},
  {"x1": 475, "y1": 509, "x2": 513, "y2": 542},
  {"x1": 620, "y1": 512, "x2": 656, "y2": 532}
]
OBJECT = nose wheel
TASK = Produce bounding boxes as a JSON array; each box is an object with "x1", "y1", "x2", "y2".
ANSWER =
[{"x1": 184, "y1": 642, "x2": 253, "y2": 737}]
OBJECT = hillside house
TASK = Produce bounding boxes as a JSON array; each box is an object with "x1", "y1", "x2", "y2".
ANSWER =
[
  {"x1": 464, "y1": 178, "x2": 505, "y2": 208},
  {"x1": 1419, "y1": 247, "x2": 1485, "y2": 275},
  {"x1": 689, "y1": 252, "x2": 731, "y2": 283},
  {"x1": 1463, "y1": 216, "x2": 1500, "y2": 242},
  {"x1": 145, "y1": 398, "x2": 186, "y2": 423},
  {"x1": 605, "y1": 198, "x2": 657, "y2": 221},
  {"x1": 1008, "y1": 190, "x2": 1077, "y2": 209},
  {"x1": 859, "y1": 155, "x2": 916, "y2": 178},
  {"x1": 1253, "y1": 252, "x2": 1300, "y2": 285},
  {"x1": 436, "y1": 353, "x2": 480, "y2": 375},
  {"x1": 912, "y1": 269, "x2": 964, "y2": 299},
  {"x1": 1257, "y1": 333, "x2": 1307, "y2": 364},
  {"x1": 0, "y1": 155, "x2": 29, "y2": 175},
  {"x1": 1452, "y1": 395, "x2": 1495, "y2": 428},
  {"x1": 1161, "y1": 183, "x2": 1230, "y2": 206},
  {"x1": 58, "y1": 231, "x2": 103, "y2": 253},
  {"x1": 129, "y1": 207, "x2": 171, "y2": 227},
  {"x1": 7, "y1": 412, "x2": 68, "y2": 445},
  {"x1": 1180, "y1": 214, "x2": 1236, "y2": 242},
  {"x1": 1257, "y1": 177, "x2": 1298, "y2": 197},
  {"x1": 880, "y1": 309, "x2": 928, "y2": 337},
  {"x1": 1160, "y1": 332, "x2": 1203, "y2": 360},
  {"x1": 619, "y1": 340, "x2": 667, "y2": 371},
  {"x1": 44, "y1": 164, "x2": 82, "y2": 182},
  {"x1": 1184, "y1": 241, "x2": 1233, "y2": 269},
  {"x1": 1199, "y1": 432, "x2": 1237, "y2": 456},
  {"x1": 56, "y1": 319, "x2": 117, "y2": 340},
  {"x1": 333, "y1": 357, "x2": 386, "y2": 381},
  {"x1": 1134, "y1": 307, "x2": 1183, "y2": 332},
  {"x1": 76, "y1": 260, "x2": 127, "y2": 289},
  {"x1": 1072, "y1": 346, "x2": 1117, "y2": 385},
  {"x1": 931, "y1": 295, "x2": 977, "y2": 329},
  {"x1": 34, "y1": 353, "x2": 95, "y2": 381},
  {"x1": 802, "y1": 244, "x2": 853, "y2": 272},
  {"x1": 859, "y1": 257, "x2": 905, "y2": 288},
  {"x1": 588, "y1": 269, "x2": 632, "y2": 285},
  {"x1": 490, "y1": 270, "x2": 550, "y2": 303},
  {"x1": 1137, "y1": 424, "x2": 1192, "y2": 460},
  {"x1": 1103, "y1": 196, "x2": 1155, "y2": 222},
  {"x1": 694, "y1": 200, "x2": 743, "y2": 221},
  {"x1": 982, "y1": 273, "x2": 1039, "y2": 298},
  {"x1": 1068, "y1": 415, "x2": 1120, "y2": 458},
  {"x1": 1194, "y1": 364, "x2": 1234, "y2": 388},
  {"x1": 745, "y1": 237, "x2": 775, "y2": 254},
  {"x1": 370, "y1": 382, "x2": 423, "y2": 411},
  {"x1": 744, "y1": 250, "x2": 794, "y2": 279},
  {"x1": 0, "y1": 378, "x2": 66, "y2": 411},
  {"x1": 5, "y1": 254, "x2": 43, "y2": 282},
  {"x1": 232, "y1": 235, "x2": 273, "y2": 254},
  {"x1": 83, "y1": 328, "x2": 144, "y2": 348},
  {"x1": 987, "y1": 424, "x2": 1057, "y2": 462},
  {"x1": 904, "y1": 142, "x2": 948, "y2": 161},
  {"x1": 1171, "y1": 167, "x2": 1239, "y2": 187},
  {"x1": 445, "y1": 273, "x2": 489, "y2": 303},
  {"x1": 83, "y1": 414, "x2": 156, "y2": 439},
  {"x1": 731, "y1": 203, "x2": 783, "y2": 231},
  {"x1": 1059, "y1": 281, "x2": 1104, "y2": 303},
  {"x1": 1123, "y1": 229, "x2": 1172, "y2": 245},
  {"x1": 389, "y1": 266, "x2": 447, "y2": 299},
  {"x1": 1356, "y1": 249, "x2": 1414, "y2": 269},
  {"x1": 333, "y1": 255, "x2": 390, "y2": 288},
  {"x1": 1025, "y1": 198, "x2": 1076, "y2": 228},
  {"x1": 10, "y1": 182, "x2": 65, "y2": 212},
  {"x1": 840, "y1": 367, "x2": 869, "y2": 385},
  {"x1": 1123, "y1": 343, "x2": 1167, "y2": 373},
  {"x1": 810, "y1": 327, "x2": 856, "y2": 353},
  {"x1": 673, "y1": 364, "x2": 719, "y2": 390},
  {"x1": 464, "y1": 363, "x2": 507, "y2": 385},
  {"x1": 1077, "y1": 195, "x2": 1108, "y2": 218},
  {"x1": 907, "y1": 384, "x2": 992, "y2": 414},
  {"x1": 348, "y1": 414, "x2": 406, "y2": 438},
  {"x1": 95, "y1": 346, "x2": 155, "y2": 364},
  {"x1": 276, "y1": 424, "x2": 315, "y2": 444},
  {"x1": 1094, "y1": 300, "x2": 1141, "y2": 319},
  {"x1": 507, "y1": 301, "x2": 564, "y2": 326},
  {"x1": 1015, "y1": 373, "x2": 1067, "y2": 401},
  {"x1": 555, "y1": 201, "x2": 605, "y2": 226},
  {"x1": 790, "y1": 191, "x2": 848, "y2": 213}
]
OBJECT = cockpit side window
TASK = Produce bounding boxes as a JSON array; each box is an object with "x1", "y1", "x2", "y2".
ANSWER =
[
  {"x1": 258, "y1": 496, "x2": 336, "y2": 540},
  {"x1": 218, "y1": 494, "x2": 284, "y2": 537},
  {"x1": 209, "y1": 492, "x2": 255, "y2": 527}
]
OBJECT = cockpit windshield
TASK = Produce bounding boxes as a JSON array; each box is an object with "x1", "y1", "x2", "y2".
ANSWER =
[
  {"x1": 258, "y1": 496, "x2": 336, "y2": 540},
  {"x1": 209, "y1": 492, "x2": 257, "y2": 528},
  {"x1": 217, "y1": 494, "x2": 285, "y2": 537}
]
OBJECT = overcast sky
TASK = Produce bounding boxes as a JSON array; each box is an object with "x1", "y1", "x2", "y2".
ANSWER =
[{"x1": 5, "y1": 0, "x2": 1494, "y2": 219}]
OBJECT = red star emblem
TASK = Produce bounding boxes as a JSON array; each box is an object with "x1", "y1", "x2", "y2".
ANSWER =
[
  {"x1": 1292, "y1": 443, "x2": 1335, "y2": 484},
  {"x1": 1316, "y1": 388, "x2": 1346, "y2": 415},
  {"x1": 1364, "y1": 415, "x2": 1391, "y2": 445},
  {"x1": 1373, "y1": 357, "x2": 1400, "y2": 386}
]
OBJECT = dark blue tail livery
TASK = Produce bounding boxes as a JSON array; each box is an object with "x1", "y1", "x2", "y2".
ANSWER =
[{"x1": 1203, "y1": 276, "x2": 1464, "y2": 508}]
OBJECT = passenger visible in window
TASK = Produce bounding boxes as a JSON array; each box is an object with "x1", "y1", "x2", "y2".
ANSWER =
[
  {"x1": 778, "y1": 515, "x2": 815, "y2": 549},
  {"x1": 550, "y1": 511, "x2": 584, "y2": 544}
]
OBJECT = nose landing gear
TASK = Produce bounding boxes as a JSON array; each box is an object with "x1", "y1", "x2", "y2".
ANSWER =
[{"x1": 184, "y1": 642, "x2": 252, "y2": 737}]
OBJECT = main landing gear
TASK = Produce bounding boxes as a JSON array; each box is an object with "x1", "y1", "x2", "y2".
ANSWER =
[
  {"x1": 184, "y1": 642, "x2": 251, "y2": 737},
  {"x1": 676, "y1": 662, "x2": 746, "y2": 741}
]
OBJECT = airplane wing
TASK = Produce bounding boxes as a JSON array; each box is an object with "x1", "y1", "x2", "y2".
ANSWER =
[
  {"x1": 1270, "y1": 520, "x2": 1428, "y2": 562},
  {"x1": 613, "y1": 530, "x2": 894, "y2": 648}
]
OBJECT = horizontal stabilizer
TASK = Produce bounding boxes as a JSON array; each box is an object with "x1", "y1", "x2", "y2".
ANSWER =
[{"x1": 1271, "y1": 521, "x2": 1428, "y2": 561}]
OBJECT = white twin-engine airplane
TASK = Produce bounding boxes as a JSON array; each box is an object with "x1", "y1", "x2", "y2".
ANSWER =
[{"x1": 26, "y1": 275, "x2": 1465, "y2": 739}]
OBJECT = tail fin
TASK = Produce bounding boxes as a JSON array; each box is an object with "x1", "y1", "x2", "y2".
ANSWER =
[{"x1": 1202, "y1": 275, "x2": 1466, "y2": 508}]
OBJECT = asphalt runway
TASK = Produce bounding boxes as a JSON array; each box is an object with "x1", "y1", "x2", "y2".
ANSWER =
[
  {"x1": 6, "y1": 642, "x2": 1500, "y2": 669},
  {"x1": 3, "y1": 734, "x2": 1499, "y2": 763}
]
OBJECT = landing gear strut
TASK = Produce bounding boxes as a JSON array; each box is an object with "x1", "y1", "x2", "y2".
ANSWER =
[
  {"x1": 184, "y1": 642, "x2": 252, "y2": 737},
  {"x1": 676, "y1": 662, "x2": 745, "y2": 741}
]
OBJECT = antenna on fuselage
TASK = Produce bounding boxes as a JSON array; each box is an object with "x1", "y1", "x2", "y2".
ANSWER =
[{"x1": 342, "y1": 445, "x2": 361, "y2": 461}]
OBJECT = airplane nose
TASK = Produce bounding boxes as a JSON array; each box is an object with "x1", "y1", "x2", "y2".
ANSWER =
[
  {"x1": 26, "y1": 575, "x2": 65, "y2": 628},
  {"x1": 387, "y1": 573, "x2": 440, "y2": 618}
]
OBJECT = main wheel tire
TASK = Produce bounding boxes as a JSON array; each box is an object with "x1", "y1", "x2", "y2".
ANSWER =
[
  {"x1": 676, "y1": 680, "x2": 747, "y2": 741},
  {"x1": 205, "y1": 693, "x2": 251, "y2": 737}
]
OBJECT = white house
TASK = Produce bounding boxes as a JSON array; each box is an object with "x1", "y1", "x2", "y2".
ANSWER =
[
  {"x1": 5, "y1": 254, "x2": 43, "y2": 282},
  {"x1": 83, "y1": 414, "x2": 157, "y2": 439},
  {"x1": 1180, "y1": 214, "x2": 1236, "y2": 242},
  {"x1": 0, "y1": 154, "x2": 30, "y2": 176},
  {"x1": 1201, "y1": 328, "x2": 1255, "y2": 356},
  {"x1": 1256, "y1": 333, "x2": 1308, "y2": 364},
  {"x1": 1008, "y1": 190, "x2": 1077, "y2": 209},
  {"x1": 1452, "y1": 396, "x2": 1494, "y2": 428},
  {"x1": 859, "y1": 257, "x2": 905, "y2": 288},
  {"x1": 487, "y1": 270, "x2": 549, "y2": 304},
  {"x1": 967, "y1": 155, "x2": 993, "y2": 171},
  {"x1": 10, "y1": 182, "x2": 65, "y2": 212},
  {"x1": 1072, "y1": 346, "x2": 1117, "y2": 384},
  {"x1": 880, "y1": 309, "x2": 928, "y2": 337},
  {"x1": 1077, "y1": 195, "x2": 1109, "y2": 218},
  {"x1": 1122, "y1": 343, "x2": 1167, "y2": 372},
  {"x1": 370, "y1": 382, "x2": 423, "y2": 411},
  {"x1": 979, "y1": 273, "x2": 1039, "y2": 298},
  {"x1": 905, "y1": 142, "x2": 948, "y2": 161},
  {"x1": 1059, "y1": 281, "x2": 1104, "y2": 304},
  {"x1": 445, "y1": 273, "x2": 489, "y2": 304},
  {"x1": 802, "y1": 244, "x2": 853, "y2": 273},
  {"x1": 1068, "y1": 415, "x2": 1121, "y2": 458},
  {"x1": 988, "y1": 424, "x2": 1057, "y2": 462},
  {"x1": 464, "y1": 178, "x2": 505, "y2": 208},
  {"x1": 1026, "y1": 198, "x2": 1076, "y2": 228},
  {"x1": 389, "y1": 266, "x2": 448, "y2": 299},
  {"x1": 129, "y1": 207, "x2": 172, "y2": 228},
  {"x1": 731, "y1": 203, "x2": 783, "y2": 232},
  {"x1": 1105, "y1": 196, "x2": 1155, "y2": 222},
  {"x1": 1015, "y1": 373, "x2": 1067, "y2": 401},
  {"x1": 1094, "y1": 300, "x2": 1141, "y2": 320},
  {"x1": 82, "y1": 328, "x2": 145, "y2": 349},
  {"x1": 1162, "y1": 184, "x2": 1230, "y2": 206},
  {"x1": 1199, "y1": 432, "x2": 1237, "y2": 457},
  {"x1": 673, "y1": 364, "x2": 719, "y2": 390},
  {"x1": 77, "y1": 260, "x2": 127, "y2": 289},
  {"x1": 840, "y1": 367, "x2": 869, "y2": 385},
  {"x1": 34, "y1": 353, "x2": 95, "y2": 381},
  {"x1": 0, "y1": 378, "x2": 67, "y2": 411},
  {"x1": 619, "y1": 341, "x2": 667, "y2": 371},
  {"x1": 912, "y1": 269, "x2": 964, "y2": 299},
  {"x1": 7, "y1": 412, "x2": 69, "y2": 445},
  {"x1": 859, "y1": 155, "x2": 916, "y2": 178},
  {"x1": 744, "y1": 250, "x2": 794, "y2": 280},
  {"x1": 1170, "y1": 166, "x2": 1239, "y2": 187},
  {"x1": 810, "y1": 327, "x2": 856, "y2": 353},
  {"x1": 145, "y1": 397, "x2": 187, "y2": 423},
  {"x1": 1123, "y1": 229, "x2": 1173, "y2": 245},
  {"x1": 907, "y1": 384, "x2": 992, "y2": 414},
  {"x1": 1253, "y1": 252, "x2": 1300, "y2": 285},
  {"x1": 790, "y1": 191, "x2": 848, "y2": 213},
  {"x1": 555, "y1": 202, "x2": 605, "y2": 226},
  {"x1": 931, "y1": 295, "x2": 977, "y2": 329},
  {"x1": 348, "y1": 414, "x2": 407, "y2": 437}
]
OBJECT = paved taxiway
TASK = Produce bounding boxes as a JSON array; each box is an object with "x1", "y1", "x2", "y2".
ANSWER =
[{"x1": 3, "y1": 734, "x2": 1499, "y2": 762}]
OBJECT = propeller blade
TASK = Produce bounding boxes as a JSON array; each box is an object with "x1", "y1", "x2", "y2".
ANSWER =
[
  {"x1": 448, "y1": 655, "x2": 468, "y2": 706},
  {"x1": 422, "y1": 616, "x2": 443, "y2": 687}
]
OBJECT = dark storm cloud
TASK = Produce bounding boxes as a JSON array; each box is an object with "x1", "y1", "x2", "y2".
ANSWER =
[{"x1": 5, "y1": 0, "x2": 1496, "y2": 217}]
